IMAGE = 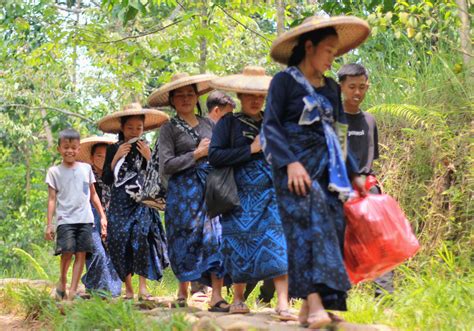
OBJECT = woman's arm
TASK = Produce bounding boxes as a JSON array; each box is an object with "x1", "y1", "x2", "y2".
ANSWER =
[
  {"x1": 209, "y1": 115, "x2": 253, "y2": 167},
  {"x1": 261, "y1": 72, "x2": 298, "y2": 169}
]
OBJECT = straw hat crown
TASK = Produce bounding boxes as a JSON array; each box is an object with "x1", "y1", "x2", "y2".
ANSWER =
[
  {"x1": 97, "y1": 102, "x2": 169, "y2": 134},
  {"x1": 209, "y1": 65, "x2": 273, "y2": 95},
  {"x1": 76, "y1": 136, "x2": 117, "y2": 164},
  {"x1": 148, "y1": 72, "x2": 216, "y2": 107},
  {"x1": 270, "y1": 15, "x2": 371, "y2": 65}
]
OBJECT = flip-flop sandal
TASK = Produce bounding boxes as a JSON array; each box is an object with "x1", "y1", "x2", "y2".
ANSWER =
[
  {"x1": 208, "y1": 300, "x2": 230, "y2": 312},
  {"x1": 229, "y1": 302, "x2": 250, "y2": 314},
  {"x1": 122, "y1": 295, "x2": 134, "y2": 301},
  {"x1": 138, "y1": 294, "x2": 154, "y2": 301},
  {"x1": 327, "y1": 312, "x2": 345, "y2": 323},
  {"x1": 174, "y1": 297, "x2": 187, "y2": 308},
  {"x1": 55, "y1": 288, "x2": 66, "y2": 301},
  {"x1": 272, "y1": 308, "x2": 298, "y2": 321}
]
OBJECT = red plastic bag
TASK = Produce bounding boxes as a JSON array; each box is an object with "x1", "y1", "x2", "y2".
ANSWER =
[{"x1": 343, "y1": 193, "x2": 420, "y2": 284}]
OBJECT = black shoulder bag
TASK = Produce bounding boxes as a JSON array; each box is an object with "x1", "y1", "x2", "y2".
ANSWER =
[{"x1": 205, "y1": 119, "x2": 240, "y2": 218}]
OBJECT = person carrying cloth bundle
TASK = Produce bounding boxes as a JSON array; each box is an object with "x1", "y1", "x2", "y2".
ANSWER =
[
  {"x1": 208, "y1": 66, "x2": 293, "y2": 318},
  {"x1": 98, "y1": 103, "x2": 170, "y2": 300},
  {"x1": 76, "y1": 136, "x2": 122, "y2": 297},
  {"x1": 261, "y1": 16, "x2": 370, "y2": 328},
  {"x1": 148, "y1": 73, "x2": 229, "y2": 311}
]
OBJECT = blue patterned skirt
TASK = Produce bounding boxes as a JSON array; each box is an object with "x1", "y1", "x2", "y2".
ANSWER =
[
  {"x1": 165, "y1": 162, "x2": 223, "y2": 284},
  {"x1": 82, "y1": 206, "x2": 122, "y2": 297},
  {"x1": 107, "y1": 184, "x2": 169, "y2": 281},
  {"x1": 272, "y1": 123, "x2": 350, "y2": 310},
  {"x1": 220, "y1": 157, "x2": 288, "y2": 284}
]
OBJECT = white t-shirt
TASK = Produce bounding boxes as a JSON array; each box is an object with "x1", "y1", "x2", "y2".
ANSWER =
[{"x1": 45, "y1": 162, "x2": 95, "y2": 226}]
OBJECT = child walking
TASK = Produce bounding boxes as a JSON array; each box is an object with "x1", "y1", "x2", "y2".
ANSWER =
[
  {"x1": 45, "y1": 128, "x2": 107, "y2": 301},
  {"x1": 338, "y1": 63, "x2": 394, "y2": 296}
]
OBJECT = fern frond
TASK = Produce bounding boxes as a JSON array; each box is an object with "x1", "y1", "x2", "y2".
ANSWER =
[
  {"x1": 12, "y1": 248, "x2": 49, "y2": 280},
  {"x1": 367, "y1": 104, "x2": 446, "y2": 129}
]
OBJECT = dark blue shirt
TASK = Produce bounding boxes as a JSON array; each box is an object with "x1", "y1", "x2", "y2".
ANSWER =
[
  {"x1": 209, "y1": 113, "x2": 264, "y2": 168},
  {"x1": 262, "y1": 71, "x2": 358, "y2": 175}
]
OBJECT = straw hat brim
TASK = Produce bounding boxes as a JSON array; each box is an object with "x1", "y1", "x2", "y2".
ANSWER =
[
  {"x1": 76, "y1": 136, "x2": 117, "y2": 164},
  {"x1": 148, "y1": 74, "x2": 217, "y2": 107},
  {"x1": 209, "y1": 74, "x2": 273, "y2": 95},
  {"x1": 97, "y1": 109, "x2": 169, "y2": 134},
  {"x1": 270, "y1": 16, "x2": 370, "y2": 65}
]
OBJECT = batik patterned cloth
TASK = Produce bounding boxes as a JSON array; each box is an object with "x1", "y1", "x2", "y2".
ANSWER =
[{"x1": 165, "y1": 162, "x2": 223, "y2": 284}]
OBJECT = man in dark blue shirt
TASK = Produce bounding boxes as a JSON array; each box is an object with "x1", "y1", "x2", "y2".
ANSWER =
[{"x1": 338, "y1": 63, "x2": 393, "y2": 297}]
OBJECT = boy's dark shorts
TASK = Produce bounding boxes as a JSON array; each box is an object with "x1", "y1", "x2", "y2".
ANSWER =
[{"x1": 55, "y1": 223, "x2": 93, "y2": 256}]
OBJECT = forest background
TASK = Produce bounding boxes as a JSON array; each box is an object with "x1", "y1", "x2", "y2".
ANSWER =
[{"x1": 0, "y1": 0, "x2": 472, "y2": 330}]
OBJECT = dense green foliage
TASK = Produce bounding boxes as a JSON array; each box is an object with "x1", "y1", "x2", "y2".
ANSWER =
[{"x1": 0, "y1": 0, "x2": 472, "y2": 329}]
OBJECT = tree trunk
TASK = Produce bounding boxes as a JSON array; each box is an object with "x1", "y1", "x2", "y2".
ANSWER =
[
  {"x1": 455, "y1": 0, "x2": 472, "y2": 84},
  {"x1": 72, "y1": 0, "x2": 81, "y2": 91},
  {"x1": 276, "y1": 0, "x2": 285, "y2": 36},
  {"x1": 40, "y1": 108, "x2": 54, "y2": 148},
  {"x1": 199, "y1": 1, "x2": 208, "y2": 74}
]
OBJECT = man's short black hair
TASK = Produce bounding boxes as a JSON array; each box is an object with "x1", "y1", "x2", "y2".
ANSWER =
[
  {"x1": 206, "y1": 90, "x2": 236, "y2": 112},
  {"x1": 337, "y1": 63, "x2": 369, "y2": 82},
  {"x1": 58, "y1": 128, "x2": 80, "y2": 146}
]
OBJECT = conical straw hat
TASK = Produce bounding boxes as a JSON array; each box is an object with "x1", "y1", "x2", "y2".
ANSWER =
[
  {"x1": 97, "y1": 103, "x2": 169, "y2": 134},
  {"x1": 76, "y1": 136, "x2": 117, "y2": 164},
  {"x1": 209, "y1": 66, "x2": 272, "y2": 95},
  {"x1": 270, "y1": 16, "x2": 370, "y2": 65},
  {"x1": 148, "y1": 73, "x2": 216, "y2": 107}
]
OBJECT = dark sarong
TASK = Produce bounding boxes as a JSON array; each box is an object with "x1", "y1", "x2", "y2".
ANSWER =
[
  {"x1": 272, "y1": 122, "x2": 351, "y2": 310},
  {"x1": 165, "y1": 162, "x2": 223, "y2": 284},
  {"x1": 107, "y1": 184, "x2": 169, "y2": 281},
  {"x1": 82, "y1": 206, "x2": 122, "y2": 296},
  {"x1": 221, "y1": 157, "x2": 288, "y2": 283}
]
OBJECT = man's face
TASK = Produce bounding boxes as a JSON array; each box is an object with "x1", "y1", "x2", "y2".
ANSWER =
[
  {"x1": 340, "y1": 75, "x2": 369, "y2": 110},
  {"x1": 58, "y1": 139, "x2": 80, "y2": 165}
]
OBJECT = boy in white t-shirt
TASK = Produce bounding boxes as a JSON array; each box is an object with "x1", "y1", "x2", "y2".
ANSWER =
[{"x1": 45, "y1": 128, "x2": 107, "y2": 300}]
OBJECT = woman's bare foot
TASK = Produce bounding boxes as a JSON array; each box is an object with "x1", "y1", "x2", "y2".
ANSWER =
[
  {"x1": 299, "y1": 300, "x2": 309, "y2": 325},
  {"x1": 307, "y1": 310, "x2": 331, "y2": 329}
]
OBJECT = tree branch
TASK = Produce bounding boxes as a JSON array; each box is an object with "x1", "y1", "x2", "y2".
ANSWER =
[
  {"x1": 3, "y1": 104, "x2": 94, "y2": 123},
  {"x1": 215, "y1": 4, "x2": 271, "y2": 45}
]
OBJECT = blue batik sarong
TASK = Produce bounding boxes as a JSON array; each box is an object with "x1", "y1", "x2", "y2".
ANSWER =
[
  {"x1": 220, "y1": 156, "x2": 288, "y2": 284},
  {"x1": 82, "y1": 206, "x2": 122, "y2": 297},
  {"x1": 165, "y1": 161, "x2": 224, "y2": 284}
]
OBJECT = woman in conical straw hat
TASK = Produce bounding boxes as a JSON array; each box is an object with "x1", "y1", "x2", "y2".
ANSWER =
[
  {"x1": 208, "y1": 66, "x2": 293, "y2": 318},
  {"x1": 149, "y1": 73, "x2": 230, "y2": 311},
  {"x1": 261, "y1": 16, "x2": 370, "y2": 328},
  {"x1": 99, "y1": 103, "x2": 170, "y2": 300},
  {"x1": 76, "y1": 136, "x2": 122, "y2": 297}
]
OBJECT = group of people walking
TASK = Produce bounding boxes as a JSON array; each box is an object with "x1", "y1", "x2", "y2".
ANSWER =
[{"x1": 45, "y1": 15, "x2": 390, "y2": 329}]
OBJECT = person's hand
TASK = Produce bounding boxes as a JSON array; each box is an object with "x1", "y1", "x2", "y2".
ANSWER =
[
  {"x1": 352, "y1": 176, "x2": 367, "y2": 196},
  {"x1": 114, "y1": 143, "x2": 131, "y2": 161},
  {"x1": 137, "y1": 140, "x2": 151, "y2": 161},
  {"x1": 100, "y1": 217, "x2": 107, "y2": 240},
  {"x1": 193, "y1": 138, "x2": 210, "y2": 160},
  {"x1": 287, "y1": 162, "x2": 312, "y2": 196},
  {"x1": 44, "y1": 224, "x2": 55, "y2": 241},
  {"x1": 250, "y1": 134, "x2": 261, "y2": 154}
]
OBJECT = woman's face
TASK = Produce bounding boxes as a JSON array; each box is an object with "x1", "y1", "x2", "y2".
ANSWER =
[
  {"x1": 239, "y1": 93, "x2": 265, "y2": 118},
  {"x1": 91, "y1": 145, "x2": 107, "y2": 171},
  {"x1": 121, "y1": 116, "x2": 144, "y2": 142},
  {"x1": 305, "y1": 35, "x2": 339, "y2": 74},
  {"x1": 171, "y1": 85, "x2": 198, "y2": 115}
]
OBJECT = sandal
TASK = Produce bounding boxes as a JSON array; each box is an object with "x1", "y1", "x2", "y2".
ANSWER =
[
  {"x1": 138, "y1": 294, "x2": 154, "y2": 301},
  {"x1": 174, "y1": 297, "x2": 187, "y2": 308},
  {"x1": 208, "y1": 300, "x2": 230, "y2": 312},
  {"x1": 327, "y1": 312, "x2": 345, "y2": 323},
  {"x1": 122, "y1": 295, "x2": 134, "y2": 300},
  {"x1": 306, "y1": 311, "x2": 332, "y2": 329},
  {"x1": 229, "y1": 302, "x2": 250, "y2": 314},
  {"x1": 272, "y1": 308, "x2": 298, "y2": 321}
]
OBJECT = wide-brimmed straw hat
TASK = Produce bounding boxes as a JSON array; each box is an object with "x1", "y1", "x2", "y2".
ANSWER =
[
  {"x1": 76, "y1": 136, "x2": 117, "y2": 164},
  {"x1": 97, "y1": 103, "x2": 169, "y2": 134},
  {"x1": 148, "y1": 73, "x2": 216, "y2": 107},
  {"x1": 271, "y1": 16, "x2": 370, "y2": 65},
  {"x1": 209, "y1": 66, "x2": 272, "y2": 95}
]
